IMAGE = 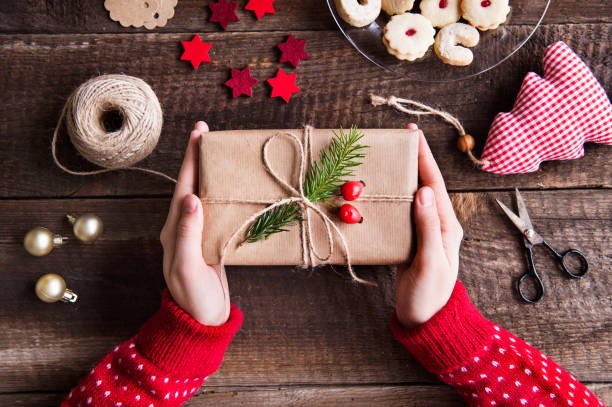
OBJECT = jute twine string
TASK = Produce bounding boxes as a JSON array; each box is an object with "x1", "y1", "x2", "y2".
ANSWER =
[
  {"x1": 52, "y1": 74, "x2": 177, "y2": 183},
  {"x1": 370, "y1": 94, "x2": 490, "y2": 167},
  {"x1": 202, "y1": 126, "x2": 415, "y2": 285}
]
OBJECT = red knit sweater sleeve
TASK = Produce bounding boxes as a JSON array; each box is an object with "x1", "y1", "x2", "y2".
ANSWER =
[
  {"x1": 391, "y1": 281, "x2": 604, "y2": 407},
  {"x1": 61, "y1": 289, "x2": 243, "y2": 407}
]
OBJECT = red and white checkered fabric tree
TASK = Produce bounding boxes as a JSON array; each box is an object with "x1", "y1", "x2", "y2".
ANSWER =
[{"x1": 480, "y1": 42, "x2": 611, "y2": 174}]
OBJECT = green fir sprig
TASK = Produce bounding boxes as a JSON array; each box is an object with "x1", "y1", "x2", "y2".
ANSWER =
[
  {"x1": 244, "y1": 202, "x2": 303, "y2": 243},
  {"x1": 244, "y1": 126, "x2": 368, "y2": 243},
  {"x1": 303, "y1": 126, "x2": 369, "y2": 202}
]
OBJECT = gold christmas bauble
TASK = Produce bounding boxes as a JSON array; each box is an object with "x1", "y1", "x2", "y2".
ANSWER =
[
  {"x1": 35, "y1": 274, "x2": 78, "y2": 303},
  {"x1": 68, "y1": 214, "x2": 103, "y2": 243},
  {"x1": 24, "y1": 227, "x2": 65, "y2": 256}
]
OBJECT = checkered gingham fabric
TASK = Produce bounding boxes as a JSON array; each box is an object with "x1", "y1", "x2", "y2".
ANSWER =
[{"x1": 480, "y1": 42, "x2": 611, "y2": 174}]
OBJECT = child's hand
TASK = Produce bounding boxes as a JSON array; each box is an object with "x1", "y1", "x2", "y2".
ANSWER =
[
  {"x1": 395, "y1": 124, "x2": 463, "y2": 329},
  {"x1": 160, "y1": 121, "x2": 230, "y2": 326}
]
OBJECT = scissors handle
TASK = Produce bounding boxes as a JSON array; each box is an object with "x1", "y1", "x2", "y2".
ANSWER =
[
  {"x1": 542, "y1": 241, "x2": 589, "y2": 279},
  {"x1": 517, "y1": 245, "x2": 546, "y2": 303}
]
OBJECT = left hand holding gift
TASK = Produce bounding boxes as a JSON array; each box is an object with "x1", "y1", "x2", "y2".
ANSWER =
[
  {"x1": 160, "y1": 121, "x2": 231, "y2": 326},
  {"x1": 394, "y1": 124, "x2": 463, "y2": 328}
]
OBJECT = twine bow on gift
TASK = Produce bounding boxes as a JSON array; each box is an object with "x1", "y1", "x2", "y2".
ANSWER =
[
  {"x1": 210, "y1": 126, "x2": 376, "y2": 286},
  {"x1": 202, "y1": 126, "x2": 416, "y2": 286}
]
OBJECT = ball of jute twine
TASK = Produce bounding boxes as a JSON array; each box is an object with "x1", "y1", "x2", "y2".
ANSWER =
[{"x1": 52, "y1": 74, "x2": 176, "y2": 183}]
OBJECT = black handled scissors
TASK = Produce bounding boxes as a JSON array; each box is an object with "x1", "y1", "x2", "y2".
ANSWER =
[{"x1": 496, "y1": 189, "x2": 588, "y2": 303}]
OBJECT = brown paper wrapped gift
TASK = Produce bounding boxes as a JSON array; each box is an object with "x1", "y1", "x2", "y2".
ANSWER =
[{"x1": 199, "y1": 127, "x2": 419, "y2": 270}]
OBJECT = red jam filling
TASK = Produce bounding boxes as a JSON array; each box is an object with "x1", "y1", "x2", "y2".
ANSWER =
[
  {"x1": 439, "y1": 0, "x2": 448, "y2": 8},
  {"x1": 405, "y1": 28, "x2": 417, "y2": 36},
  {"x1": 481, "y1": 0, "x2": 491, "y2": 6}
]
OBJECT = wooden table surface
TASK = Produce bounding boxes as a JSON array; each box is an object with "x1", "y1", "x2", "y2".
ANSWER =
[{"x1": 0, "y1": 1, "x2": 610, "y2": 406}]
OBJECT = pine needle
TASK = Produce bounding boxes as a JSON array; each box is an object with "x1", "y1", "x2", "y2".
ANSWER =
[
  {"x1": 244, "y1": 126, "x2": 368, "y2": 243},
  {"x1": 244, "y1": 202, "x2": 302, "y2": 243},
  {"x1": 304, "y1": 126, "x2": 368, "y2": 202}
]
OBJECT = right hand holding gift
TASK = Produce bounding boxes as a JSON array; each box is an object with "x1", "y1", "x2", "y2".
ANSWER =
[{"x1": 394, "y1": 123, "x2": 463, "y2": 328}]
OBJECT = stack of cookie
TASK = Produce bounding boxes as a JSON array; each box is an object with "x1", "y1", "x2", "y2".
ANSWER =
[
  {"x1": 334, "y1": 0, "x2": 510, "y2": 66},
  {"x1": 105, "y1": 0, "x2": 179, "y2": 29}
]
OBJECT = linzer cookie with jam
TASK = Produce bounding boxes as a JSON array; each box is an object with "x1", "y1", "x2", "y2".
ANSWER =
[
  {"x1": 383, "y1": 13, "x2": 435, "y2": 61},
  {"x1": 420, "y1": 0, "x2": 461, "y2": 28},
  {"x1": 462, "y1": 0, "x2": 511, "y2": 31}
]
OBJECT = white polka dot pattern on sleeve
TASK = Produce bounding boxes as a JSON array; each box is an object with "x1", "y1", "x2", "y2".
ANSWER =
[
  {"x1": 435, "y1": 326, "x2": 603, "y2": 406},
  {"x1": 61, "y1": 337, "x2": 208, "y2": 407}
]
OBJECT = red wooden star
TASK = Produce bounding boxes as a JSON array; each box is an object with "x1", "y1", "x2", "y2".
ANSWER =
[
  {"x1": 209, "y1": 0, "x2": 239, "y2": 30},
  {"x1": 180, "y1": 34, "x2": 212, "y2": 69},
  {"x1": 225, "y1": 66, "x2": 259, "y2": 98},
  {"x1": 245, "y1": 0, "x2": 275, "y2": 20},
  {"x1": 267, "y1": 69, "x2": 300, "y2": 103},
  {"x1": 278, "y1": 34, "x2": 309, "y2": 68}
]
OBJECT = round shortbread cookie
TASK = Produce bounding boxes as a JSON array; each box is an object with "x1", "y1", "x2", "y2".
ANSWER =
[
  {"x1": 143, "y1": 0, "x2": 178, "y2": 29},
  {"x1": 382, "y1": 0, "x2": 415, "y2": 15},
  {"x1": 105, "y1": 0, "x2": 160, "y2": 28},
  {"x1": 462, "y1": 0, "x2": 510, "y2": 31},
  {"x1": 420, "y1": 0, "x2": 461, "y2": 28},
  {"x1": 383, "y1": 13, "x2": 435, "y2": 61},
  {"x1": 334, "y1": 0, "x2": 382, "y2": 27},
  {"x1": 434, "y1": 23, "x2": 480, "y2": 66}
]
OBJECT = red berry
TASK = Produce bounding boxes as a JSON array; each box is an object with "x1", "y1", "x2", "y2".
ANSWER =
[
  {"x1": 339, "y1": 204, "x2": 363, "y2": 224},
  {"x1": 341, "y1": 180, "x2": 365, "y2": 201},
  {"x1": 405, "y1": 28, "x2": 417, "y2": 37}
]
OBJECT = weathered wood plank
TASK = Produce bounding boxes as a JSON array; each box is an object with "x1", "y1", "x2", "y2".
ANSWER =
[
  {"x1": 0, "y1": 393, "x2": 66, "y2": 407},
  {"x1": 2, "y1": 383, "x2": 611, "y2": 406},
  {"x1": 0, "y1": 24, "x2": 609, "y2": 198},
  {"x1": 0, "y1": 386, "x2": 459, "y2": 407},
  {"x1": 0, "y1": 0, "x2": 609, "y2": 34},
  {"x1": 188, "y1": 383, "x2": 612, "y2": 406},
  {"x1": 0, "y1": 190, "x2": 609, "y2": 392},
  {"x1": 188, "y1": 385, "x2": 464, "y2": 406}
]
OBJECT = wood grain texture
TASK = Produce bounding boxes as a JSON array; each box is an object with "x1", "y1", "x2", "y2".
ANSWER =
[
  {"x1": 0, "y1": 24, "x2": 609, "y2": 198},
  {"x1": 0, "y1": 385, "x2": 464, "y2": 407},
  {"x1": 187, "y1": 385, "x2": 463, "y2": 406},
  {"x1": 0, "y1": 0, "x2": 609, "y2": 34},
  {"x1": 0, "y1": 1, "x2": 610, "y2": 404},
  {"x1": 2, "y1": 383, "x2": 612, "y2": 407},
  {"x1": 0, "y1": 190, "x2": 609, "y2": 393},
  {"x1": 188, "y1": 383, "x2": 612, "y2": 406}
]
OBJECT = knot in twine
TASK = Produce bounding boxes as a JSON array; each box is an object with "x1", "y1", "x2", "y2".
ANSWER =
[
  {"x1": 52, "y1": 74, "x2": 176, "y2": 182},
  {"x1": 370, "y1": 94, "x2": 490, "y2": 167},
  {"x1": 212, "y1": 126, "x2": 382, "y2": 286}
]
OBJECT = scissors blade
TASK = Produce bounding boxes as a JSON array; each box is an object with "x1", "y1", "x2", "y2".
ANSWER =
[
  {"x1": 514, "y1": 188, "x2": 534, "y2": 230},
  {"x1": 496, "y1": 198, "x2": 530, "y2": 234}
]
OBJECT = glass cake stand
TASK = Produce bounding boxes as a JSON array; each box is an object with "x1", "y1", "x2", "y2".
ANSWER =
[{"x1": 327, "y1": 0, "x2": 551, "y2": 82}]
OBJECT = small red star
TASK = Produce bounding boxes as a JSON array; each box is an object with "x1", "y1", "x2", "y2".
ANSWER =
[
  {"x1": 209, "y1": 0, "x2": 239, "y2": 30},
  {"x1": 245, "y1": 0, "x2": 275, "y2": 20},
  {"x1": 278, "y1": 34, "x2": 309, "y2": 68},
  {"x1": 267, "y1": 69, "x2": 301, "y2": 103},
  {"x1": 225, "y1": 66, "x2": 259, "y2": 98},
  {"x1": 180, "y1": 34, "x2": 212, "y2": 69}
]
